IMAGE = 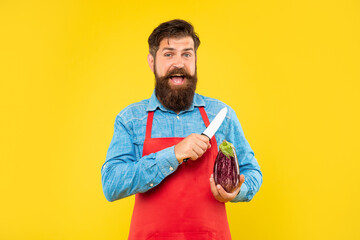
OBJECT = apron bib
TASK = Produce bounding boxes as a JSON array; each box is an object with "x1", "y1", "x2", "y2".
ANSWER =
[{"x1": 128, "y1": 107, "x2": 231, "y2": 240}]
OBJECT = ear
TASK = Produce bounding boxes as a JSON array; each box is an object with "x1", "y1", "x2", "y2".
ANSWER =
[{"x1": 147, "y1": 53, "x2": 154, "y2": 73}]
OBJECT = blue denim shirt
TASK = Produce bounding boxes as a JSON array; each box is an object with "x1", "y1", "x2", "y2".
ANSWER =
[{"x1": 102, "y1": 91, "x2": 262, "y2": 202}]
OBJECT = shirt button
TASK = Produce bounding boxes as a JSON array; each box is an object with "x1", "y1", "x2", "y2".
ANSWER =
[
  {"x1": 169, "y1": 166, "x2": 174, "y2": 171},
  {"x1": 176, "y1": 115, "x2": 180, "y2": 119},
  {"x1": 150, "y1": 183, "x2": 153, "y2": 187}
]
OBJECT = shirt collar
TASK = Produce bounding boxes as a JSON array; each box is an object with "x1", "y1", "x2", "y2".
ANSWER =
[{"x1": 146, "y1": 90, "x2": 205, "y2": 113}]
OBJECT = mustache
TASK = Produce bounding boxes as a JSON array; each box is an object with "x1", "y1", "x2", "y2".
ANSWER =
[{"x1": 163, "y1": 68, "x2": 193, "y2": 80}]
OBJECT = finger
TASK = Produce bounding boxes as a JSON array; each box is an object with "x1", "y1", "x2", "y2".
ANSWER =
[
  {"x1": 198, "y1": 134, "x2": 210, "y2": 146},
  {"x1": 240, "y1": 174, "x2": 245, "y2": 185},
  {"x1": 189, "y1": 149, "x2": 200, "y2": 160},
  {"x1": 194, "y1": 139, "x2": 208, "y2": 152},
  {"x1": 216, "y1": 184, "x2": 231, "y2": 202},
  {"x1": 204, "y1": 137, "x2": 211, "y2": 149},
  {"x1": 190, "y1": 134, "x2": 211, "y2": 150},
  {"x1": 192, "y1": 144, "x2": 206, "y2": 158},
  {"x1": 192, "y1": 140, "x2": 210, "y2": 159},
  {"x1": 209, "y1": 174, "x2": 225, "y2": 202}
]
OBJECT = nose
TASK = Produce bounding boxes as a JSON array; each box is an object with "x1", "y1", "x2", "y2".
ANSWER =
[{"x1": 172, "y1": 54, "x2": 184, "y2": 69}]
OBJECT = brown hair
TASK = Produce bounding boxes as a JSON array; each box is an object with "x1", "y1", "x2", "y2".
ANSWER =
[{"x1": 148, "y1": 19, "x2": 200, "y2": 57}]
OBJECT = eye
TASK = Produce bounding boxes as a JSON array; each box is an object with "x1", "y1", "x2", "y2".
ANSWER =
[
  {"x1": 183, "y1": 53, "x2": 192, "y2": 57},
  {"x1": 164, "y1": 53, "x2": 172, "y2": 57}
]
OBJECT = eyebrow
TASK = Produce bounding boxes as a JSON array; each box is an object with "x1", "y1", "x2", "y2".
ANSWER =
[{"x1": 161, "y1": 47, "x2": 194, "y2": 52}]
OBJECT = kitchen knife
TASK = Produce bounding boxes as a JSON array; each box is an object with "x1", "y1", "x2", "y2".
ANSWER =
[{"x1": 183, "y1": 107, "x2": 228, "y2": 162}]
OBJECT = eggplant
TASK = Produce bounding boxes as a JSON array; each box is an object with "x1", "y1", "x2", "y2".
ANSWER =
[{"x1": 213, "y1": 140, "x2": 240, "y2": 193}]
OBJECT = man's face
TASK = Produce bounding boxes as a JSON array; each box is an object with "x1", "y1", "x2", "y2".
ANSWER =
[{"x1": 148, "y1": 36, "x2": 198, "y2": 112}]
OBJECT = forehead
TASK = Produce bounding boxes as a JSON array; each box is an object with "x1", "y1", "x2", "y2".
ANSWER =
[{"x1": 158, "y1": 36, "x2": 195, "y2": 50}]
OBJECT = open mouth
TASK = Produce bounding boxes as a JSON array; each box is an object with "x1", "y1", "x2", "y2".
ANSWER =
[{"x1": 169, "y1": 74, "x2": 185, "y2": 85}]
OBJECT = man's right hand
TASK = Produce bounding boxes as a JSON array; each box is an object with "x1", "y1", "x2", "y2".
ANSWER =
[{"x1": 174, "y1": 133, "x2": 211, "y2": 163}]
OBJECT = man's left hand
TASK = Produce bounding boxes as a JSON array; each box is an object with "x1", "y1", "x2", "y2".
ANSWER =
[{"x1": 209, "y1": 174, "x2": 245, "y2": 203}]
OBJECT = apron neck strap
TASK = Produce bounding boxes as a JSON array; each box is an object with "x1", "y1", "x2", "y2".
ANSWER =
[
  {"x1": 198, "y1": 107, "x2": 210, "y2": 127},
  {"x1": 145, "y1": 111, "x2": 154, "y2": 139}
]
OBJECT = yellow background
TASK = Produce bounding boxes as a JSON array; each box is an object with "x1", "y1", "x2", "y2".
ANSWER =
[{"x1": 1, "y1": 0, "x2": 359, "y2": 239}]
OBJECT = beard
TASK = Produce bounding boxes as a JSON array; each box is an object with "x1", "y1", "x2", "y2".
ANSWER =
[{"x1": 154, "y1": 65, "x2": 197, "y2": 112}]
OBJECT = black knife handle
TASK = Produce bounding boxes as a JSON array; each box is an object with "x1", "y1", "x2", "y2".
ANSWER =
[{"x1": 182, "y1": 133, "x2": 211, "y2": 163}]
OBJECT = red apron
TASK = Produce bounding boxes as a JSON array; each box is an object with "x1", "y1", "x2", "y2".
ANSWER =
[{"x1": 128, "y1": 107, "x2": 231, "y2": 240}]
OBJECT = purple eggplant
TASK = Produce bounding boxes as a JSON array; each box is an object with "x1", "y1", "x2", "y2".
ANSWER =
[{"x1": 213, "y1": 140, "x2": 240, "y2": 193}]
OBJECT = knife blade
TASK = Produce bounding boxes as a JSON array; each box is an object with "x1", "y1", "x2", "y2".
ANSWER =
[
  {"x1": 202, "y1": 107, "x2": 228, "y2": 140},
  {"x1": 183, "y1": 107, "x2": 227, "y2": 162}
]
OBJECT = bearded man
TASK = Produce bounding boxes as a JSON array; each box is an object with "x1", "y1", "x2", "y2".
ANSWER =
[{"x1": 101, "y1": 19, "x2": 262, "y2": 240}]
